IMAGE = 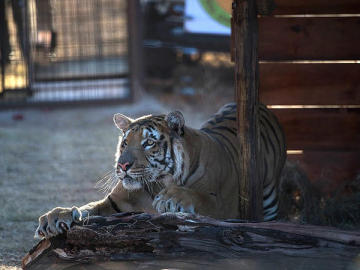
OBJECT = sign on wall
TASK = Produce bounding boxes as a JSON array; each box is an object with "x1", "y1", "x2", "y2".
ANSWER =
[{"x1": 184, "y1": 0, "x2": 231, "y2": 35}]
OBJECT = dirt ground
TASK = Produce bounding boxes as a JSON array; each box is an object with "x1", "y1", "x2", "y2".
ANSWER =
[{"x1": 0, "y1": 59, "x2": 234, "y2": 269}]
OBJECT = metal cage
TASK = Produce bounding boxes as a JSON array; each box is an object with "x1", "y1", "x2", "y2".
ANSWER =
[{"x1": 0, "y1": 0, "x2": 131, "y2": 107}]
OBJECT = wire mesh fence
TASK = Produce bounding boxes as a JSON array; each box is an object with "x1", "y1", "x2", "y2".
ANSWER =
[{"x1": 0, "y1": 0, "x2": 130, "y2": 107}]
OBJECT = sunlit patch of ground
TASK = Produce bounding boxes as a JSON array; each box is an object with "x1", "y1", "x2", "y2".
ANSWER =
[
  {"x1": 0, "y1": 266, "x2": 20, "y2": 270},
  {"x1": 0, "y1": 62, "x2": 28, "y2": 93}
]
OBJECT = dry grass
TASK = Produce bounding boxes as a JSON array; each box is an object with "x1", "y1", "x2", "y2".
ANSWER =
[
  {"x1": 146, "y1": 55, "x2": 235, "y2": 117},
  {"x1": 278, "y1": 162, "x2": 360, "y2": 230}
]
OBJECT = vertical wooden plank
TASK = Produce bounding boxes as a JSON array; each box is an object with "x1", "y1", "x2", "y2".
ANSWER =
[
  {"x1": 232, "y1": 0, "x2": 262, "y2": 221},
  {"x1": 127, "y1": 0, "x2": 144, "y2": 101},
  {"x1": 0, "y1": 0, "x2": 7, "y2": 94},
  {"x1": 24, "y1": 0, "x2": 33, "y2": 95},
  {"x1": 230, "y1": 17, "x2": 235, "y2": 62}
]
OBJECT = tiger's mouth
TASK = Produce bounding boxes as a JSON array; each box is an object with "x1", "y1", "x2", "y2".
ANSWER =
[
  {"x1": 121, "y1": 176, "x2": 143, "y2": 190},
  {"x1": 120, "y1": 173, "x2": 166, "y2": 191}
]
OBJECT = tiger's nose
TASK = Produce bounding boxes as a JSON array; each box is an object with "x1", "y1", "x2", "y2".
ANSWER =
[
  {"x1": 118, "y1": 161, "x2": 132, "y2": 171},
  {"x1": 118, "y1": 150, "x2": 135, "y2": 172}
]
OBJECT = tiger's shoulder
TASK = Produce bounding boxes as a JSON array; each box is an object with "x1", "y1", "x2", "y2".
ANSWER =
[{"x1": 200, "y1": 103, "x2": 237, "y2": 131}]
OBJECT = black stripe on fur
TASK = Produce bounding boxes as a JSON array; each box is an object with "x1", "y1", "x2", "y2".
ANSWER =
[{"x1": 108, "y1": 195, "x2": 121, "y2": 213}]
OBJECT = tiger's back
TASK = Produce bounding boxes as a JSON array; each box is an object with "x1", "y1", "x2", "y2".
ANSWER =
[{"x1": 200, "y1": 103, "x2": 286, "y2": 220}]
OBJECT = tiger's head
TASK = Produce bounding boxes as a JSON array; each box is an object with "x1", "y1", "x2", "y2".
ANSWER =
[{"x1": 113, "y1": 111, "x2": 186, "y2": 191}]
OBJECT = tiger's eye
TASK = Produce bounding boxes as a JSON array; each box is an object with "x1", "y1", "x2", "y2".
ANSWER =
[{"x1": 146, "y1": 139, "x2": 154, "y2": 145}]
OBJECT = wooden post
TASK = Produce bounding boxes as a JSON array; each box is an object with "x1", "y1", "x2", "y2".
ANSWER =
[
  {"x1": 232, "y1": 0, "x2": 262, "y2": 221},
  {"x1": 127, "y1": 0, "x2": 144, "y2": 101}
]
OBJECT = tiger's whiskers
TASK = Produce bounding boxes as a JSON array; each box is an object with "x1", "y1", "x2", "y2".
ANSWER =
[{"x1": 96, "y1": 170, "x2": 118, "y2": 194}]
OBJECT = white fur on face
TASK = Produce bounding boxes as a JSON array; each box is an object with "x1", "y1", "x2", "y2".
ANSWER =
[
  {"x1": 172, "y1": 141, "x2": 185, "y2": 184},
  {"x1": 122, "y1": 178, "x2": 142, "y2": 190},
  {"x1": 124, "y1": 129, "x2": 131, "y2": 138}
]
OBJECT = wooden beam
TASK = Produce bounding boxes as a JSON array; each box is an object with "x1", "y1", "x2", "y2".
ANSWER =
[
  {"x1": 260, "y1": 63, "x2": 360, "y2": 105},
  {"x1": 232, "y1": 0, "x2": 262, "y2": 221},
  {"x1": 272, "y1": 108, "x2": 360, "y2": 151},
  {"x1": 272, "y1": 0, "x2": 360, "y2": 15},
  {"x1": 259, "y1": 17, "x2": 360, "y2": 61},
  {"x1": 127, "y1": 0, "x2": 144, "y2": 101}
]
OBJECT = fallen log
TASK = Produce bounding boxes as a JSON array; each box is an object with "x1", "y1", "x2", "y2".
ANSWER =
[{"x1": 22, "y1": 212, "x2": 360, "y2": 269}]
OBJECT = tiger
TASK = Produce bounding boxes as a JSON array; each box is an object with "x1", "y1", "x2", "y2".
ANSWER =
[{"x1": 35, "y1": 103, "x2": 286, "y2": 239}]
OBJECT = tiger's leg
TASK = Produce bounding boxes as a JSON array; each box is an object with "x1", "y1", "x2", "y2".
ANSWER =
[
  {"x1": 263, "y1": 175, "x2": 280, "y2": 221},
  {"x1": 152, "y1": 185, "x2": 218, "y2": 217},
  {"x1": 35, "y1": 184, "x2": 154, "y2": 239},
  {"x1": 35, "y1": 199, "x2": 120, "y2": 239}
]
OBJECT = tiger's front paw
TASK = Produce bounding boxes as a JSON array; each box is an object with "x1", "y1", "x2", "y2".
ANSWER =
[
  {"x1": 34, "y1": 206, "x2": 82, "y2": 239},
  {"x1": 152, "y1": 186, "x2": 196, "y2": 214}
]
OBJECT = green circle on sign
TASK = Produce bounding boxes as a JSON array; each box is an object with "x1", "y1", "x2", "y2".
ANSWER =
[{"x1": 199, "y1": 0, "x2": 231, "y2": 27}]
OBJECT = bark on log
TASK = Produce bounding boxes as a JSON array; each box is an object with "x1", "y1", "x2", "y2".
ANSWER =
[{"x1": 22, "y1": 213, "x2": 360, "y2": 269}]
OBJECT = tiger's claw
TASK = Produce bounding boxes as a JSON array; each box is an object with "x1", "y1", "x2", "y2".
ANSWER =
[
  {"x1": 152, "y1": 186, "x2": 196, "y2": 215},
  {"x1": 34, "y1": 206, "x2": 82, "y2": 239}
]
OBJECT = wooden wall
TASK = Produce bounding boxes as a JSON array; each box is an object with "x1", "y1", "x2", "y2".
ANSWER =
[{"x1": 258, "y1": 0, "x2": 360, "y2": 193}]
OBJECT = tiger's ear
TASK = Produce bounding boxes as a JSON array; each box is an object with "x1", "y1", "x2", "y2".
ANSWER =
[
  {"x1": 165, "y1": 111, "x2": 185, "y2": 136},
  {"x1": 113, "y1": 113, "x2": 132, "y2": 131}
]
